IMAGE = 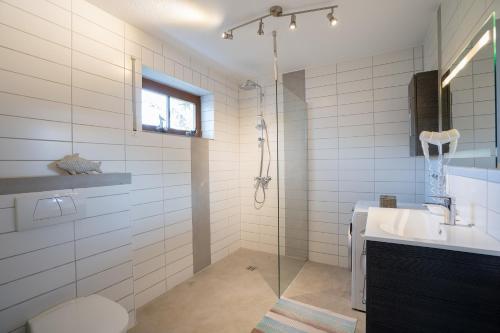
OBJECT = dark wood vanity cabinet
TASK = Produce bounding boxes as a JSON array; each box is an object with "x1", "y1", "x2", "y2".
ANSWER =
[{"x1": 366, "y1": 241, "x2": 500, "y2": 333}]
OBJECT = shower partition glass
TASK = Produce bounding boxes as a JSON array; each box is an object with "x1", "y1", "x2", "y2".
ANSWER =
[
  {"x1": 278, "y1": 70, "x2": 309, "y2": 296},
  {"x1": 239, "y1": 37, "x2": 308, "y2": 298}
]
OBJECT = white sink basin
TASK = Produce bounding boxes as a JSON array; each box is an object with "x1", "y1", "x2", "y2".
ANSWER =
[
  {"x1": 365, "y1": 207, "x2": 500, "y2": 257},
  {"x1": 376, "y1": 209, "x2": 446, "y2": 241}
]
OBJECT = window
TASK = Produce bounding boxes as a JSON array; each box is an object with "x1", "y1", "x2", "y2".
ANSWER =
[{"x1": 141, "y1": 78, "x2": 201, "y2": 136}]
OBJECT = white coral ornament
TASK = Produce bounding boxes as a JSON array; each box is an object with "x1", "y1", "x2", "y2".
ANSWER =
[{"x1": 56, "y1": 154, "x2": 103, "y2": 175}]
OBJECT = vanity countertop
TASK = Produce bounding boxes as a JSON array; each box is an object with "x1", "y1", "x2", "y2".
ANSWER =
[{"x1": 364, "y1": 207, "x2": 500, "y2": 257}]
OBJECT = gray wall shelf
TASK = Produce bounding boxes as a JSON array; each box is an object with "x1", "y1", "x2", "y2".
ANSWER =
[{"x1": 0, "y1": 173, "x2": 132, "y2": 195}]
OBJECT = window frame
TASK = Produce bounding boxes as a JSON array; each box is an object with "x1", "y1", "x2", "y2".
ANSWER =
[{"x1": 141, "y1": 78, "x2": 201, "y2": 137}]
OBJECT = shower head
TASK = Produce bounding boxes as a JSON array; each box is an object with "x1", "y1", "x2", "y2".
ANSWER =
[
  {"x1": 239, "y1": 80, "x2": 261, "y2": 90},
  {"x1": 240, "y1": 79, "x2": 264, "y2": 110}
]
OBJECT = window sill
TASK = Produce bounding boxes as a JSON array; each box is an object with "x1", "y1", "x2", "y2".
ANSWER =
[
  {"x1": 140, "y1": 128, "x2": 212, "y2": 140},
  {"x1": 142, "y1": 126, "x2": 200, "y2": 137}
]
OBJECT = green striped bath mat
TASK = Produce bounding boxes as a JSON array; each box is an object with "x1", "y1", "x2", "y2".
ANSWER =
[{"x1": 252, "y1": 297, "x2": 357, "y2": 333}]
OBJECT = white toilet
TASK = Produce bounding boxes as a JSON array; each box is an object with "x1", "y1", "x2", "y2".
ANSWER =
[{"x1": 27, "y1": 294, "x2": 129, "y2": 333}]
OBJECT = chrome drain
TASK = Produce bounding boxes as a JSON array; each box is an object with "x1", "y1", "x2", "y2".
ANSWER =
[{"x1": 246, "y1": 265, "x2": 257, "y2": 271}]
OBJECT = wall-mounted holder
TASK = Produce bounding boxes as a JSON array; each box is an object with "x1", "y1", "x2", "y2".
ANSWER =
[{"x1": 15, "y1": 192, "x2": 86, "y2": 231}]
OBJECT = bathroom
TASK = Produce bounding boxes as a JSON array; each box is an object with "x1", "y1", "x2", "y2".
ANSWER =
[{"x1": 0, "y1": 0, "x2": 499, "y2": 332}]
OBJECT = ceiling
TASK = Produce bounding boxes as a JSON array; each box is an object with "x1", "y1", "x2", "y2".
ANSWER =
[{"x1": 88, "y1": 0, "x2": 440, "y2": 79}]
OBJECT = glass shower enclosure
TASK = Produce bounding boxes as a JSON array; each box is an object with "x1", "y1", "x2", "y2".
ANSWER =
[{"x1": 278, "y1": 70, "x2": 309, "y2": 295}]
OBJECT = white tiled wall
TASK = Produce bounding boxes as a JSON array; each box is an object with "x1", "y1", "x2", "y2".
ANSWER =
[
  {"x1": 128, "y1": 132, "x2": 195, "y2": 309},
  {"x1": 0, "y1": 0, "x2": 240, "y2": 330},
  {"x1": 0, "y1": 185, "x2": 133, "y2": 333},
  {"x1": 447, "y1": 167, "x2": 500, "y2": 240},
  {"x1": 208, "y1": 80, "x2": 241, "y2": 263},
  {"x1": 304, "y1": 48, "x2": 426, "y2": 267}
]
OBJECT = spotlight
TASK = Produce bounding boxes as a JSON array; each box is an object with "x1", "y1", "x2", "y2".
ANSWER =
[
  {"x1": 221, "y1": 30, "x2": 233, "y2": 39},
  {"x1": 327, "y1": 9, "x2": 337, "y2": 26},
  {"x1": 289, "y1": 14, "x2": 297, "y2": 30},
  {"x1": 257, "y1": 19, "x2": 264, "y2": 35}
]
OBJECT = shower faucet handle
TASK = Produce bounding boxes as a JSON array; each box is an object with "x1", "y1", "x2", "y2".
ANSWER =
[{"x1": 254, "y1": 176, "x2": 272, "y2": 189}]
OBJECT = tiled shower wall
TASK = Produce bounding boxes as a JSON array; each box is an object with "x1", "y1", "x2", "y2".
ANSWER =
[
  {"x1": 304, "y1": 47, "x2": 426, "y2": 267},
  {"x1": 239, "y1": 81, "x2": 285, "y2": 255},
  {"x1": 239, "y1": 47, "x2": 427, "y2": 267},
  {"x1": 0, "y1": 0, "x2": 239, "y2": 331}
]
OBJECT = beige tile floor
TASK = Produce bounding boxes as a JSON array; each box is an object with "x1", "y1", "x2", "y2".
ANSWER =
[
  {"x1": 129, "y1": 248, "x2": 366, "y2": 333},
  {"x1": 283, "y1": 260, "x2": 366, "y2": 333}
]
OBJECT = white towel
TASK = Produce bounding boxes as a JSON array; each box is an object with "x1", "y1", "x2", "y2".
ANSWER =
[{"x1": 419, "y1": 129, "x2": 460, "y2": 159}]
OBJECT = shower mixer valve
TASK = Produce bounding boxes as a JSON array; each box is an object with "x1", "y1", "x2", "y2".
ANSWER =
[{"x1": 254, "y1": 176, "x2": 272, "y2": 189}]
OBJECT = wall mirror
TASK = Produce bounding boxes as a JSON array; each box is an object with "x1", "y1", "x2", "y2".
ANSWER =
[{"x1": 442, "y1": 13, "x2": 498, "y2": 169}]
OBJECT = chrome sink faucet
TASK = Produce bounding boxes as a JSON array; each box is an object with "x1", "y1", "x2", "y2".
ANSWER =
[{"x1": 429, "y1": 195, "x2": 457, "y2": 225}]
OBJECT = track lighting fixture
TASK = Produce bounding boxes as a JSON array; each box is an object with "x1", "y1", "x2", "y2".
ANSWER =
[
  {"x1": 221, "y1": 4, "x2": 338, "y2": 40},
  {"x1": 258, "y1": 19, "x2": 264, "y2": 35},
  {"x1": 221, "y1": 30, "x2": 233, "y2": 39},
  {"x1": 327, "y1": 8, "x2": 338, "y2": 26},
  {"x1": 289, "y1": 14, "x2": 296, "y2": 30}
]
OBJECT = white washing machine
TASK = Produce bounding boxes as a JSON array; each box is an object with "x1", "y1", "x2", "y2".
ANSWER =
[{"x1": 349, "y1": 200, "x2": 424, "y2": 312}]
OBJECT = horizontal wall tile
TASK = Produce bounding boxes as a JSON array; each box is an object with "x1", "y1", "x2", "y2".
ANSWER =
[
  {"x1": 3, "y1": 0, "x2": 71, "y2": 28},
  {"x1": 337, "y1": 79, "x2": 372, "y2": 94},
  {"x1": 0, "y1": 1, "x2": 71, "y2": 47},
  {"x1": 0, "y1": 115, "x2": 71, "y2": 141},
  {"x1": 73, "y1": 32, "x2": 124, "y2": 67},
  {"x1": 75, "y1": 228, "x2": 131, "y2": 260},
  {"x1": 72, "y1": 70, "x2": 124, "y2": 98},
  {"x1": 77, "y1": 261, "x2": 132, "y2": 296},
  {"x1": 76, "y1": 244, "x2": 131, "y2": 279},
  {"x1": 134, "y1": 279, "x2": 165, "y2": 308},
  {"x1": 72, "y1": 51, "x2": 124, "y2": 83},
  {"x1": 0, "y1": 262, "x2": 74, "y2": 310},
  {"x1": 0, "y1": 138, "x2": 71, "y2": 160},
  {"x1": 74, "y1": 86, "x2": 124, "y2": 112},
  {"x1": 0, "y1": 46, "x2": 71, "y2": 84},
  {"x1": 373, "y1": 59, "x2": 413, "y2": 77},
  {"x1": 0, "y1": 283, "x2": 74, "y2": 332},
  {"x1": 76, "y1": 211, "x2": 130, "y2": 239},
  {"x1": 0, "y1": 92, "x2": 71, "y2": 122},
  {"x1": 0, "y1": 69, "x2": 70, "y2": 104},
  {"x1": 73, "y1": 0, "x2": 124, "y2": 36},
  {"x1": 0, "y1": 23, "x2": 70, "y2": 66},
  {"x1": 0, "y1": 242, "x2": 74, "y2": 285},
  {"x1": 72, "y1": 14, "x2": 124, "y2": 51}
]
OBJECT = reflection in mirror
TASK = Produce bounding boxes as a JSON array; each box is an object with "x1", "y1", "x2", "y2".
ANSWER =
[{"x1": 442, "y1": 14, "x2": 498, "y2": 168}]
